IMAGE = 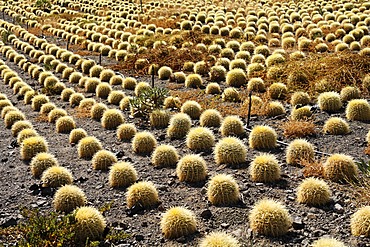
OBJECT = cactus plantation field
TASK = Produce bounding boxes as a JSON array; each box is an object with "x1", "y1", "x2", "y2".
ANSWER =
[{"x1": 1, "y1": 0, "x2": 370, "y2": 246}]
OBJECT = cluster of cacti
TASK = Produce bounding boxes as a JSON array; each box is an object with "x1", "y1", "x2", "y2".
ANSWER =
[
  {"x1": 126, "y1": 181, "x2": 159, "y2": 209},
  {"x1": 249, "y1": 125, "x2": 277, "y2": 150},
  {"x1": 186, "y1": 127, "x2": 215, "y2": 152},
  {"x1": 214, "y1": 137, "x2": 247, "y2": 165},
  {"x1": 249, "y1": 154, "x2": 280, "y2": 183},
  {"x1": 286, "y1": 139, "x2": 315, "y2": 165},
  {"x1": 53, "y1": 185, "x2": 87, "y2": 213},
  {"x1": 207, "y1": 174, "x2": 240, "y2": 206},
  {"x1": 41, "y1": 166, "x2": 73, "y2": 188},
  {"x1": 160, "y1": 207, "x2": 197, "y2": 239},
  {"x1": 249, "y1": 199, "x2": 292, "y2": 237},
  {"x1": 132, "y1": 131, "x2": 157, "y2": 154},
  {"x1": 176, "y1": 154, "x2": 208, "y2": 183}
]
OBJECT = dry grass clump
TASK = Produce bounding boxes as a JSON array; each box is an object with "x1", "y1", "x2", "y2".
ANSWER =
[{"x1": 282, "y1": 120, "x2": 316, "y2": 138}]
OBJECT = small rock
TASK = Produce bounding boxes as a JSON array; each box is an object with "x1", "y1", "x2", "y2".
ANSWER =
[
  {"x1": 29, "y1": 184, "x2": 39, "y2": 191},
  {"x1": 37, "y1": 200, "x2": 47, "y2": 206},
  {"x1": 141, "y1": 221, "x2": 148, "y2": 227},
  {"x1": 334, "y1": 203, "x2": 344, "y2": 214},
  {"x1": 292, "y1": 217, "x2": 305, "y2": 230},
  {"x1": 176, "y1": 236, "x2": 186, "y2": 243},
  {"x1": 40, "y1": 187, "x2": 53, "y2": 196},
  {"x1": 0, "y1": 217, "x2": 17, "y2": 227},
  {"x1": 1, "y1": 157, "x2": 8, "y2": 162},
  {"x1": 135, "y1": 234, "x2": 144, "y2": 241},
  {"x1": 306, "y1": 213, "x2": 316, "y2": 220},
  {"x1": 287, "y1": 196, "x2": 295, "y2": 201},
  {"x1": 200, "y1": 209, "x2": 212, "y2": 220}
]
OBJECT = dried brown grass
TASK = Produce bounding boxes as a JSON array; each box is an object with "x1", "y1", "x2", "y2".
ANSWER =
[
  {"x1": 301, "y1": 159, "x2": 324, "y2": 178},
  {"x1": 282, "y1": 119, "x2": 316, "y2": 138}
]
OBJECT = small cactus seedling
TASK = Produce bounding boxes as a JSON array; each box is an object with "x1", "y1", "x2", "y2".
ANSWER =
[
  {"x1": 17, "y1": 129, "x2": 38, "y2": 144},
  {"x1": 126, "y1": 181, "x2": 159, "y2": 209},
  {"x1": 345, "y1": 99, "x2": 370, "y2": 122},
  {"x1": 350, "y1": 206, "x2": 370, "y2": 237},
  {"x1": 207, "y1": 174, "x2": 240, "y2": 206},
  {"x1": 101, "y1": 109, "x2": 125, "y2": 130},
  {"x1": 132, "y1": 131, "x2": 157, "y2": 154},
  {"x1": 56, "y1": 116, "x2": 76, "y2": 134},
  {"x1": 199, "y1": 231, "x2": 240, "y2": 247},
  {"x1": 296, "y1": 177, "x2": 331, "y2": 206},
  {"x1": 167, "y1": 113, "x2": 192, "y2": 139},
  {"x1": 30, "y1": 152, "x2": 59, "y2": 178},
  {"x1": 109, "y1": 162, "x2": 138, "y2": 188},
  {"x1": 74, "y1": 206, "x2": 106, "y2": 242},
  {"x1": 150, "y1": 109, "x2": 170, "y2": 128},
  {"x1": 286, "y1": 139, "x2": 315, "y2": 166},
  {"x1": 151, "y1": 145, "x2": 179, "y2": 167},
  {"x1": 249, "y1": 199, "x2": 292, "y2": 237},
  {"x1": 176, "y1": 154, "x2": 208, "y2": 183},
  {"x1": 53, "y1": 185, "x2": 86, "y2": 213},
  {"x1": 249, "y1": 154, "x2": 280, "y2": 183},
  {"x1": 181, "y1": 100, "x2": 202, "y2": 119},
  {"x1": 220, "y1": 115, "x2": 245, "y2": 137},
  {"x1": 249, "y1": 125, "x2": 277, "y2": 150},
  {"x1": 200, "y1": 109, "x2": 222, "y2": 127},
  {"x1": 317, "y1": 92, "x2": 342, "y2": 112},
  {"x1": 311, "y1": 238, "x2": 347, "y2": 247},
  {"x1": 324, "y1": 153, "x2": 358, "y2": 182},
  {"x1": 186, "y1": 127, "x2": 215, "y2": 152},
  {"x1": 92, "y1": 150, "x2": 118, "y2": 170},
  {"x1": 21, "y1": 136, "x2": 49, "y2": 161},
  {"x1": 77, "y1": 136, "x2": 103, "y2": 159},
  {"x1": 69, "y1": 128, "x2": 88, "y2": 144},
  {"x1": 323, "y1": 117, "x2": 350, "y2": 135},
  {"x1": 41, "y1": 166, "x2": 73, "y2": 188},
  {"x1": 90, "y1": 103, "x2": 108, "y2": 121},
  {"x1": 160, "y1": 207, "x2": 197, "y2": 239},
  {"x1": 214, "y1": 137, "x2": 247, "y2": 165}
]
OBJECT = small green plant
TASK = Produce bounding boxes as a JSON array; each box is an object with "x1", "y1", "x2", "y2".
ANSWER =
[
  {"x1": 34, "y1": 0, "x2": 51, "y2": 11},
  {"x1": 129, "y1": 87, "x2": 168, "y2": 118}
]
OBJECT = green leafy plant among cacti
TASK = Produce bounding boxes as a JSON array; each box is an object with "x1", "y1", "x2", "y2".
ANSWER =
[{"x1": 129, "y1": 87, "x2": 168, "y2": 118}]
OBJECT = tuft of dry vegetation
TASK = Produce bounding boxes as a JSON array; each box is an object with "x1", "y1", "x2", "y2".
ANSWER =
[{"x1": 281, "y1": 119, "x2": 316, "y2": 138}]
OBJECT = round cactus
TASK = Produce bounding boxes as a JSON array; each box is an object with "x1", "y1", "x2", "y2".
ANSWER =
[
  {"x1": 290, "y1": 91, "x2": 311, "y2": 106},
  {"x1": 53, "y1": 185, "x2": 86, "y2": 213},
  {"x1": 222, "y1": 87, "x2": 241, "y2": 102},
  {"x1": 286, "y1": 139, "x2": 315, "y2": 166},
  {"x1": 345, "y1": 99, "x2": 370, "y2": 122},
  {"x1": 185, "y1": 74, "x2": 203, "y2": 88},
  {"x1": 249, "y1": 199, "x2": 292, "y2": 237},
  {"x1": 265, "y1": 101, "x2": 286, "y2": 117},
  {"x1": 96, "y1": 83, "x2": 112, "y2": 99},
  {"x1": 199, "y1": 231, "x2": 240, "y2": 247},
  {"x1": 91, "y1": 150, "x2": 118, "y2": 171},
  {"x1": 69, "y1": 128, "x2": 88, "y2": 144},
  {"x1": 226, "y1": 68, "x2": 247, "y2": 87},
  {"x1": 109, "y1": 161, "x2": 138, "y2": 188},
  {"x1": 101, "y1": 109, "x2": 125, "y2": 130},
  {"x1": 160, "y1": 207, "x2": 197, "y2": 239},
  {"x1": 205, "y1": 83, "x2": 222, "y2": 95},
  {"x1": 249, "y1": 154, "x2": 280, "y2": 183},
  {"x1": 4, "y1": 111, "x2": 25, "y2": 129},
  {"x1": 132, "y1": 131, "x2": 157, "y2": 154},
  {"x1": 220, "y1": 115, "x2": 245, "y2": 137},
  {"x1": 30, "y1": 152, "x2": 59, "y2": 178},
  {"x1": 56, "y1": 116, "x2": 76, "y2": 134},
  {"x1": 90, "y1": 103, "x2": 108, "y2": 121},
  {"x1": 109, "y1": 75, "x2": 124, "y2": 86},
  {"x1": 74, "y1": 206, "x2": 106, "y2": 242},
  {"x1": 318, "y1": 92, "x2": 342, "y2": 112},
  {"x1": 84, "y1": 78, "x2": 100, "y2": 93},
  {"x1": 296, "y1": 177, "x2": 331, "y2": 206},
  {"x1": 17, "y1": 129, "x2": 38, "y2": 144},
  {"x1": 207, "y1": 174, "x2": 240, "y2": 206},
  {"x1": 214, "y1": 137, "x2": 247, "y2": 165},
  {"x1": 247, "y1": 77, "x2": 265, "y2": 92},
  {"x1": 323, "y1": 117, "x2": 350, "y2": 135},
  {"x1": 0, "y1": 100, "x2": 12, "y2": 112},
  {"x1": 176, "y1": 154, "x2": 208, "y2": 183},
  {"x1": 181, "y1": 100, "x2": 202, "y2": 119},
  {"x1": 249, "y1": 125, "x2": 277, "y2": 150},
  {"x1": 311, "y1": 238, "x2": 347, "y2": 247},
  {"x1": 80, "y1": 98, "x2": 97, "y2": 109},
  {"x1": 209, "y1": 65, "x2": 227, "y2": 82},
  {"x1": 77, "y1": 136, "x2": 103, "y2": 159},
  {"x1": 41, "y1": 166, "x2": 73, "y2": 188},
  {"x1": 31, "y1": 94, "x2": 49, "y2": 111},
  {"x1": 324, "y1": 153, "x2": 358, "y2": 182},
  {"x1": 40, "y1": 103, "x2": 56, "y2": 115},
  {"x1": 11, "y1": 120, "x2": 33, "y2": 137},
  {"x1": 134, "y1": 81, "x2": 151, "y2": 96},
  {"x1": 290, "y1": 106, "x2": 312, "y2": 120},
  {"x1": 151, "y1": 145, "x2": 179, "y2": 167},
  {"x1": 186, "y1": 127, "x2": 215, "y2": 152},
  {"x1": 350, "y1": 206, "x2": 370, "y2": 237},
  {"x1": 48, "y1": 108, "x2": 67, "y2": 123},
  {"x1": 158, "y1": 66, "x2": 172, "y2": 80},
  {"x1": 126, "y1": 181, "x2": 159, "y2": 209},
  {"x1": 340, "y1": 86, "x2": 360, "y2": 103},
  {"x1": 21, "y1": 136, "x2": 48, "y2": 161},
  {"x1": 200, "y1": 109, "x2": 222, "y2": 128},
  {"x1": 268, "y1": 82, "x2": 287, "y2": 100},
  {"x1": 122, "y1": 77, "x2": 137, "y2": 90},
  {"x1": 167, "y1": 113, "x2": 192, "y2": 139},
  {"x1": 116, "y1": 123, "x2": 137, "y2": 141},
  {"x1": 150, "y1": 109, "x2": 170, "y2": 128},
  {"x1": 69, "y1": 93, "x2": 85, "y2": 107},
  {"x1": 108, "y1": 91, "x2": 125, "y2": 105},
  {"x1": 61, "y1": 88, "x2": 75, "y2": 102},
  {"x1": 164, "y1": 96, "x2": 181, "y2": 109},
  {"x1": 1, "y1": 106, "x2": 17, "y2": 119}
]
